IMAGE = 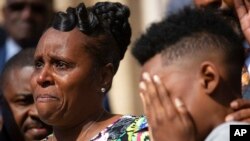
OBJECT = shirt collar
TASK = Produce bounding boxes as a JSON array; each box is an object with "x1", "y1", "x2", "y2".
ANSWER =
[{"x1": 5, "y1": 38, "x2": 21, "y2": 62}]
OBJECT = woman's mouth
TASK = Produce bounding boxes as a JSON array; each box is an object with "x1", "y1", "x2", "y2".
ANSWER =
[{"x1": 36, "y1": 94, "x2": 59, "y2": 103}]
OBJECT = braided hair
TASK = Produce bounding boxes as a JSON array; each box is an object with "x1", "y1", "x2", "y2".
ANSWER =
[{"x1": 52, "y1": 2, "x2": 131, "y2": 72}]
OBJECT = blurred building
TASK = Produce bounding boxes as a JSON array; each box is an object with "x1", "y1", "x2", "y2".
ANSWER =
[{"x1": 0, "y1": 0, "x2": 193, "y2": 115}]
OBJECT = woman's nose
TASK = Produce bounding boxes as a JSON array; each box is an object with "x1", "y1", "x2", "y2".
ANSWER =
[{"x1": 36, "y1": 67, "x2": 54, "y2": 88}]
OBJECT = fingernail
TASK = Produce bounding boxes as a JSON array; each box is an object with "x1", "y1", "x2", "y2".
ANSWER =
[
  {"x1": 139, "y1": 92, "x2": 143, "y2": 96},
  {"x1": 231, "y1": 101, "x2": 238, "y2": 108},
  {"x1": 153, "y1": 75, "x2": 161, "y2": 84},
  {"x1": 142, "y1": 72, "x2": 151, "y2": 82},
  {"x1": 139, "y1": 81, "x2": 147, "y2": 90},
  {"x1": 225, "y1": 115, "x2": 234, "y2": 122},
  {"x1": 174, "y1": 98, "x2": 183, "y2": 108}
]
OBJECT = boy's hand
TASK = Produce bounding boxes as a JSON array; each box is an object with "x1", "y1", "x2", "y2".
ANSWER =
[
  {"x1": 139, "y1": 72, "x2": 197, "y2": 141},
  {"x1": 226, "y1": 99, "x2": 250, "y2": 122}
]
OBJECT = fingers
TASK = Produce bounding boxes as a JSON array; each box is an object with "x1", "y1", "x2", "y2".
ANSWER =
[
  {"x1": 226, "y1": 109, "x2": 250, "y2": 122},
  {"x1": 139, "y1": 72, "x2": 197, "y2": 141},
  {"x1": 139, "y1": 81, "x2": 156, "y2": 124},
  {"x1": 242, "y1": 118, "x2": 250, "y2": 123},
  {"x1": 139, "y1": 72, "x2": 180, "y2": 122},
  {"x1": 139, "y1": 88, "x2": 148, "y2": 115},
  {"x1": 234, "y1": 0, "x2": 247, "y2": 19},
  {"x1": 174, "y1": 98, "x2": 187, "y2": 117},
  {"x1": 225, "y1": 99, "x2": 250, "y2": 122},
  {"x1": 230, "y1": 98, "x2": 250, "y2": 110},
  {"x1": 140, "y1": 73, "x2": 167, "y2": 126},
  {"x1": 151, "y1": 74, "x2": 177, "y2": 120},
  {"x1": 174, "y1": 98, "x2": 195, "y2": 129},
  {"x1": 142, "y1": 73, "x2": 164, "y2": 110}
]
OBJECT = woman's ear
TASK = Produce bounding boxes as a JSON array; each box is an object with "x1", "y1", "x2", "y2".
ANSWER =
[
  {"x1": 200, "y1": 61, "x2": 219, "y2": 95},
  {"x1": 99, "y1": 63, "x2": 114, "y2": 91}
]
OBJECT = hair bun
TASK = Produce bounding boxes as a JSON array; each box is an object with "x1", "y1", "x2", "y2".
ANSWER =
[
  {"x1": 93, "y1": 2, "x2": 131, "y2": 60},
  {"x1": 76, "y1": 3, "x2": 99, "y2": 34},
  {"x1": 52, "y1": 3, "x2": 99, "y2": 34},
  {"x1": 52, "y1": 7, "x2": 76, "y2": 31}
]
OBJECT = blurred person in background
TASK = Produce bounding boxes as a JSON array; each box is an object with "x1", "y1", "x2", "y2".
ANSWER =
[
  {"x1": 0, "y1": 0, "x2": 54, "y2": 72},
  {"x1": 0, "y1": 48, "x2": 52, "y2": 141}
]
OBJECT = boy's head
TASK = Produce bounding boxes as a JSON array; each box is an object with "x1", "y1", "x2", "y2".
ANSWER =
[
  {"x1": 133, "y1": 7, "x2": 244, "y2": 140},
  {"x1": 0, "y1": 48, "x2": 52, "y2": 141}
]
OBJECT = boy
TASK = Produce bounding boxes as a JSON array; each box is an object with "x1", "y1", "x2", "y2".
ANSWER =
[{"x1": 133, "y1": 8, "x2": 249, "y2": 141}]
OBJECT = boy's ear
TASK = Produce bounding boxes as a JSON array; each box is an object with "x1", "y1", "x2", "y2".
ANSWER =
[{"x1": 199, "y1": 61, "x2": 219, "y2": 95}]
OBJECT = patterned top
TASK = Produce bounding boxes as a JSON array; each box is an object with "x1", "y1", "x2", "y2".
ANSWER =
[
  {"x1": 42, "y1": 115, "x2": 149, "y2": 141},
  {"x1": 91, "y1": 115, "x2": 149, "y2": 141}
]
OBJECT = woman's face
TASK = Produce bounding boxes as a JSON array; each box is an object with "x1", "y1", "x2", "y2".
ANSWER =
[{"x1": 31, "y1": 28, "x2": 102, "y2": 126}]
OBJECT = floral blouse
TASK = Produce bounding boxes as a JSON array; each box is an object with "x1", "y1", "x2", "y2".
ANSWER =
[
  {"x1": 91, "y1": 115, "x2": 149, "y2": 141},
  {"x1": 42, "y1": 115, "x2": 149, "y2": 141}
]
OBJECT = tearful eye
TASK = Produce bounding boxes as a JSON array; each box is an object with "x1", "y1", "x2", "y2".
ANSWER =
[
  {"x1": 54, "y1": 61, "x2": 68, "y2": 69},
  {"x1": 34, "y1": 60, "x2": 44, "y2": 69}
]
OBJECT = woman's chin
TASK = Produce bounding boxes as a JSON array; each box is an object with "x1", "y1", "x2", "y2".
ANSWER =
[{"x1": 36, "y1": 103, "x2": 61, "y2": 124}]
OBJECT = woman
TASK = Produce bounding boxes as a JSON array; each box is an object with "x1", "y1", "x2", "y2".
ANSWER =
[{"x1": 31, "y1": 2, "x2": 148, "y2": 141}]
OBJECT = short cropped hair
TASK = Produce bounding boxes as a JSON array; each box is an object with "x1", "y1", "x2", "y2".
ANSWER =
[
  {"x1": 0, "y1": 48, "x2": 35, "y2": 90},
  {"x1": 132, "y1": 7, "x2": 245, "y2": 69}
]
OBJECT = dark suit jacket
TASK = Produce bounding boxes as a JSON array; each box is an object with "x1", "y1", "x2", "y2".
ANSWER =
[{"x1": 0, "y1": 28, "x2": 7, "y2": 73}]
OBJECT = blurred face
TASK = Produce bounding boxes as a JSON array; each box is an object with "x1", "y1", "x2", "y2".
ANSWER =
[
  {"x1": 3, "y1": 0, "x2": 53, "y2": 46},
  {"x1": 194, "y1": 0, "x2": 234, "y2": 10},
  {"x1": 194, "y1": 0, "x2": 242, "y2": 39},
  {"x1": 3, "y1": 66, "x2": 52, "y2": 141},
  {"x1": 31, "y1": 28, "x2": 101, "y2": 126}
]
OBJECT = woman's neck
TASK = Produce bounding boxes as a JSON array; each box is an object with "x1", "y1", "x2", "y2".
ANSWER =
[{"x1": 52, "y1": 111, "x2": 122, "y2": 141}]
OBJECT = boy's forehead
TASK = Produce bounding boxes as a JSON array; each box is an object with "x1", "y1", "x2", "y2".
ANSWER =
[{"x1": 142, "y1": 54, "x2": 163, "y2": 74}]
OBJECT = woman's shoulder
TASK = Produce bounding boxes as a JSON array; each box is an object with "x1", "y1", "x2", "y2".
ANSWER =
[{"x1": 91, "y1": 115, "x2": 149, "y2": 141}]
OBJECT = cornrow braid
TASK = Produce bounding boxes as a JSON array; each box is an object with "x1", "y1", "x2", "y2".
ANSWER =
[{"x1": 92, "y1": 2, "x2": 131, "y2": 60}]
